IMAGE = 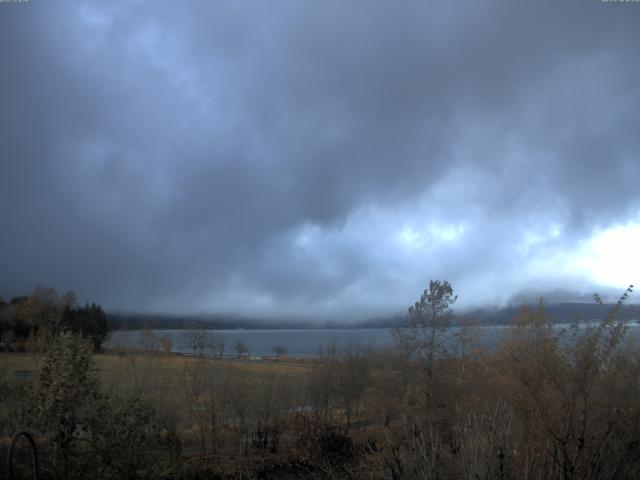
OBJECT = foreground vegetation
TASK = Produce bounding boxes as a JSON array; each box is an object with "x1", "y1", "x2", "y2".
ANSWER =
[{"x1": 1, "y1": 282, "x2": 639, "y2": 479}]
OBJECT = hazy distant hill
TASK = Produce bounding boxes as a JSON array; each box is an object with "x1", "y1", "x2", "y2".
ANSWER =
[
  {"x1": 456, "y1": 302, "x2": 639, "y2": 326},
  {"x1": 106, "y1": 302, "x2": 638, "y2": 331}
]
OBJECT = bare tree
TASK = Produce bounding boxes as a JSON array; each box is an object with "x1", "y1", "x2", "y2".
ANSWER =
[
  {"x1": 307, "y1": 343, "x2": 339, "y2": 419},
  {"x1": 273, "y1": 345, "x2": 288, "y2": 359},
  {"x1": 454, "y1": 319, "x2": 482, "y2": 358},
  {"x1": 208, "y1": 330, "x2": 226, "y2": 357},
  {"x1": 177, "y1": 359, "x2": 206, "y2": 428},
  {"x1": 337, "y1": 341, "x2": 372, "y2": 430},
  {"x1": 114, "y1": 342, "x2": 158, "y2": 397},
  {"x1": 140, "y1": 329, "x2": 160, "y2": 353},
  {"x1": 233, "y1": 340, "x2": 249, "y2": 358},
  {"x1": 393, "y1": 280, "x2": 457, "y2": 361},
  {"x1": 392, "y1": 280, "x2": 457, "y2": 408},
  {"x1": 199, "y1": 362, "x2": 228, "y2": 455},
  {"x1": 182, "y1": 324, "x2": 208, "y2": 355},
  {"x1": 160, "y1": 334, "x2": 173, "y2": 354}
]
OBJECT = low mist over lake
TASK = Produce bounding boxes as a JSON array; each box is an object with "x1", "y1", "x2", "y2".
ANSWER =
[{"x1": 108, "y1": 322, "x2": 640, "y2": 357}]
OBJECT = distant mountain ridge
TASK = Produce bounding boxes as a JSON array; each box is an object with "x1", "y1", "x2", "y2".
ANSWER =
[{"x1": 456, "y1": 302, "x2": 639, "y2": 327}]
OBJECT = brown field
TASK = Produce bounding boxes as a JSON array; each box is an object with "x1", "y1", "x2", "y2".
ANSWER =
[{"x1": 0, "y1": 350, "x2": 310, "y2": 391}]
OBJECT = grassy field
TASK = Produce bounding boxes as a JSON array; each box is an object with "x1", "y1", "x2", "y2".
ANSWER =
[
  {"x1": 1, "y1": 349, "x2": 311, "y2": 373},
  {"x1": 0, "y1": 350, "x2": 310, "y2": 399}
]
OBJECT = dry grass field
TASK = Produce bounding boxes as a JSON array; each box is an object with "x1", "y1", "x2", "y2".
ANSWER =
[
  {"x1": 1, "y1": 350, "x2": 310, "y2": 421},
  {"x1": 1, "y1": 350, "x2": 310, "y2": 391}
]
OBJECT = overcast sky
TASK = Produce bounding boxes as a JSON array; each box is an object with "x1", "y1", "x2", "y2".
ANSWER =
[{"x1": 1, "y1": 1, "x2": 639, "y2": 319}]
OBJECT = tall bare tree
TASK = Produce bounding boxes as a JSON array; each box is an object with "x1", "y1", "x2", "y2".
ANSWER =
[{"x1": 392, "y1": 280, "x2": 457, "y2": 408}]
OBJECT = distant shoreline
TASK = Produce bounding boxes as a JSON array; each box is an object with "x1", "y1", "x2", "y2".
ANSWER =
[{"x1": 107, "y1": 302, "x2": 639, "y2": 331}]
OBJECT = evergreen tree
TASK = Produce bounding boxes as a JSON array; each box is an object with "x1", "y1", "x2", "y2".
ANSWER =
[{"x1": 32, "y1": 331, "x2": 100, "y2": 478}]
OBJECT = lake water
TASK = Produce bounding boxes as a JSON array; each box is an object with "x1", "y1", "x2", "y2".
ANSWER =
[{"x1": 106, "y1": 322, "x2": 640, "y2": 358}]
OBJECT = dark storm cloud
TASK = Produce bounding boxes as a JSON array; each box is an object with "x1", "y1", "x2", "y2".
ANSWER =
[{"x1": 1, "y1": 1, "x2": 639, "y2": 317}]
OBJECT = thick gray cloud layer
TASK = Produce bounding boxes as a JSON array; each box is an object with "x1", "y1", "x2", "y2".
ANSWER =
[{"x1": 1, "y1": 1, "x2": 639, "y2": 318}]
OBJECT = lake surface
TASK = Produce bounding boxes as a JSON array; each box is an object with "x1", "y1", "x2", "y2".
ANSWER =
[
  {"x1": 108, "y1": 328, "x2": 398, "y2": 357},
  {"x1": 106, "y1": 322, "x2": 640, "y2": 358}
]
